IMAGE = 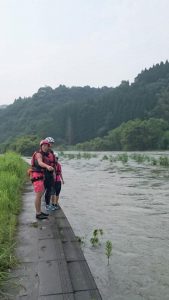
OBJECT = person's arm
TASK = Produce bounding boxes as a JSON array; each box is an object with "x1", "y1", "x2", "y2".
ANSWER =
[
  {"x1": 60, "y1": 165, "x2": 64, "y2": 184},
  {"x1": 60, "y1": 173, "x2": 64, "y2": 184},
  {"x1": 36, "y1": 153, "x2": 54, "y2": 172}
]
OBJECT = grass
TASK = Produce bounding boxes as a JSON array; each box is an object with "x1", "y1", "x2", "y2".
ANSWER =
[{"x1": 0, "y1": 152, "x2": 27, "y2": 289}]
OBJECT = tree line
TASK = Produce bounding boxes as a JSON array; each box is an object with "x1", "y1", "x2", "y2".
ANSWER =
[
  {"x1": 75, "y1": 118, "x2": 169, "y2": 151},
  {"x1": 0, "y1": 61, "x2": 169, "y2": 153}
]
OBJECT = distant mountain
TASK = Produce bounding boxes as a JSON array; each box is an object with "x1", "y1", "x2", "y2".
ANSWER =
[
  {"x1": 0, "y1": 61, "x2": 169, "y2": 145},
  {"x1": 0, "y1": 105, "x2": 8, "y2": 109}
]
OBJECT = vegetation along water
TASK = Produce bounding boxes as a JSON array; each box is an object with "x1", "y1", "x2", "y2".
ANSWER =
[{"x1": 0, "y1": 152, "x2": 27, "y2": 296}]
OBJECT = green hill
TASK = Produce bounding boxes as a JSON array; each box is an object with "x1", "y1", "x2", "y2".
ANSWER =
[{"x1": 0, "y1": 60, "x2": 169, "y2": 150}]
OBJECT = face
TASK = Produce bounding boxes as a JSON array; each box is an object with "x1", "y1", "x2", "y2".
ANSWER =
[{"x1": 41, "y1": 144, "x2": 49, "y2": 152}]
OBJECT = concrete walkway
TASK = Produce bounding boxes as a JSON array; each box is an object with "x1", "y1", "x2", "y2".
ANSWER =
[{"x1": 9, "y1": 182, "x2": 102, "y2": 300}]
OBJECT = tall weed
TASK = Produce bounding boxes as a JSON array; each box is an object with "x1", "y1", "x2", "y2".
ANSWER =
[{"x1": 0, "y1": 152, "x2": 27, "y2": 287}]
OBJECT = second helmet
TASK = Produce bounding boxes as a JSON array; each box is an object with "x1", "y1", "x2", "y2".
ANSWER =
[{"x1": 45, "y1": 136, "x2": 55, "y2": 143}]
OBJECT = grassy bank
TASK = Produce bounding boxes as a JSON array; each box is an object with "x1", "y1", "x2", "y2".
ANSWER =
[{"x1": 0, "y1": 152, "x2": 27, "y2": 290}]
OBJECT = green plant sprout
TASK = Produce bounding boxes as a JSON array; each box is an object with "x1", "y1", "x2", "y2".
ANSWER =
[
  {"x1": 105, "y1": 240, "x2": 112, "y2": 265},
  {"x1": 90, "y1": 229, "x2": 104, "y2": 247}
]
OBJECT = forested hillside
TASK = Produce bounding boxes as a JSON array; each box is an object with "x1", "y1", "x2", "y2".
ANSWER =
[{"x1": 0, "y1": 61, "x2": 169, "y2": 150}]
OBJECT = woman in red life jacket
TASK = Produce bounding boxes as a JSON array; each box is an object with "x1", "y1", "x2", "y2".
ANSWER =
[
  {"x1": 31, "y1": 140, "x2": 54, "y2": 219},
  {"x1": 44, "y1": 137, "x2": 56, "y2": 210},
  {"x1": 51, "y1": 152, "x2": 64, "y2": 210}
]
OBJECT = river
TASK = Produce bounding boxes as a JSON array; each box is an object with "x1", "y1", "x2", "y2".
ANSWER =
[{"x1": 59, "y1": 151, "x2": 169, "y2": 300}]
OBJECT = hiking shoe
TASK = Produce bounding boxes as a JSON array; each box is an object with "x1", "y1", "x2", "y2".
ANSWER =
[
  {"x1": 51, "y1": 204, "x2": 58, "y2": 209},
  {"x1": 45, "y1": 205, "x2": 50, "y2": 211},
  {"x1": 54, "y1": 204, "x2": 60, "y2": 209},
  {"x1": 36, "y1": 213, "x2": 48, "y2": 220},
  {"x1": 41, "y1": 211, "x2": 49, "y2": 216},
  {"x1": 51, "y1": 205, "x2": 56, "y2": 211}
]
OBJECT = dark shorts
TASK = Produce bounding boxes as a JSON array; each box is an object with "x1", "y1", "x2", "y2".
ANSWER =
[
  {"x1": 44, "y1": 171, "x2": 54, "y2": 188},
  {"x1": 51, "y1": 181, "x2": 61, "y2": 196}
]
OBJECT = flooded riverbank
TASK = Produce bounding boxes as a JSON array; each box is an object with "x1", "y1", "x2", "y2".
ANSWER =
[{"x1": 60, "y1": 151, "x2": 169, "y2": 300}]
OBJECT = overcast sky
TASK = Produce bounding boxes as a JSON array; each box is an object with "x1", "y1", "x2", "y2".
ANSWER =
[{"x1": 0, "y1": 0, "x2": 169, "y2": 105}]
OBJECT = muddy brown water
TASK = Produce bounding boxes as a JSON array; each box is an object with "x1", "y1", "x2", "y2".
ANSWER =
[{"x1": 58, "y1": 151, "x2": 169, "y2": 300}]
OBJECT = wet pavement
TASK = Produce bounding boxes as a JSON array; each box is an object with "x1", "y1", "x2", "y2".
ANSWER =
[{"x1": 8, "y1": 182, "x2": 102, "y2": 300}]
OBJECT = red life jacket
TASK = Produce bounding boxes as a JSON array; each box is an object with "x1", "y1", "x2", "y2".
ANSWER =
[{"x1": 31, "y1": 149, "x2": 49, "y2": 173}]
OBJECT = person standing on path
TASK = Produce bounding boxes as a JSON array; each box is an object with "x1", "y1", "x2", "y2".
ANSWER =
[
  {"x1": 44, "y1": 136, "x2": 56, "y2": 211},
  {"x1": 31, "y1": 140, "x2": 54, "y2": 219},
  {"x1": 51, "y1": 152, "x2": 64, "y2": 209}
]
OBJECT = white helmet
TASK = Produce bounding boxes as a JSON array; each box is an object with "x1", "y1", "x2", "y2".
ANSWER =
[{"x1": 45, "y1": 136, "x2": 55, "y2": 143}]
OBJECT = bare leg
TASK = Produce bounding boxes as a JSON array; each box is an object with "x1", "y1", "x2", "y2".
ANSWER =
[
  {"x1": 35, "y1": 191, "x2": 43, "y2": 214},
  {"x1": 51, "y1": 195, "x2": 57, "y2": 205},
  {"x1": 55, "y1": 195, "x2": 59, "y2": 205}
]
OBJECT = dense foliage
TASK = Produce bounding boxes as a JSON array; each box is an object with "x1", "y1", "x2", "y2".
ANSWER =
[
  {"x1": 0, "y1": 61, "x2": 169, "y2": 151},
  {"x1": 75, "y1": 118, "x2": 169, "y2": 151},
  {"x1": 0, "y1": 135, "x2": 41, "y2": 155},
  {"x1": 0, "y1": 152, "x2": 27, "y2": 289}
]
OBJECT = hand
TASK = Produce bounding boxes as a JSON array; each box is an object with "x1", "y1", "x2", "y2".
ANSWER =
[
  {"x1": 62, "y1": 180, "x2": 64, "y2": 184},
  {"x1": 47, "y1": 165, "x2": 54, "y2": 172}
]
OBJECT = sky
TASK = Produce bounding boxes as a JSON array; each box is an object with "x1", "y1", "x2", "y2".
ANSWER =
[{"x1": 0, "y1": 0, "x2": 169, "y2": 105}]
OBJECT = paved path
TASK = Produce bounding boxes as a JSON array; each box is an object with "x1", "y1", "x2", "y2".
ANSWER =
[{"x1": 9, "y1": 182, "x2": 102, "y2": 300}]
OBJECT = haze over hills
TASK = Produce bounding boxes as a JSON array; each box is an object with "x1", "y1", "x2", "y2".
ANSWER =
[{"x1": 0, "y1": 61, "x2": 169, "y2": 149}]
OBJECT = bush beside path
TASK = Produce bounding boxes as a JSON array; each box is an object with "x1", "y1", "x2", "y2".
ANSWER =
[{"x1": 0, "y1": 152, "x2": 27, "y2": 293}]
